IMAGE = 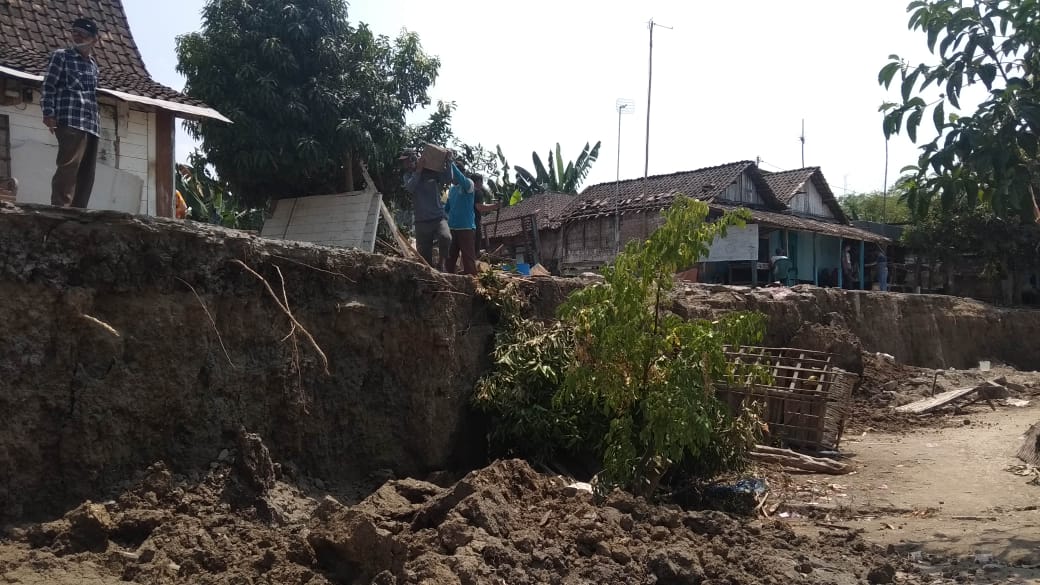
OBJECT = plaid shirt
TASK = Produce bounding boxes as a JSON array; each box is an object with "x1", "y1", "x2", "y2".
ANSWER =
[{"x1": 41, "y1": 48, "x2": 100, "y2": 137}]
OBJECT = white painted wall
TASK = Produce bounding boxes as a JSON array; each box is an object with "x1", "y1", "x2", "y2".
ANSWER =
[
  {"x1": 261, "y1": 190, "x2": 382, "y2": 252},
  {"x1": 1, "y1": 89, "x2": 155, "y2": 214}
]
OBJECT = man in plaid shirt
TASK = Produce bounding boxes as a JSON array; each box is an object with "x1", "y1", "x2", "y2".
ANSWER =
[{"x1": 42, "y1": 18, "x2": 100, "y2": 208}]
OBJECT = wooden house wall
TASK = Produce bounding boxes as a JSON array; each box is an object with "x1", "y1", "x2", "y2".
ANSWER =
[
  {"x1": 788, "y1": 180, "x2": 835, "y2": 219},
  {"x1": 716, "y1": 172, "x2": 763, "y2": 205},
  {"x1": 1, "y1": 84, "x2": 156, "y2": 213}
]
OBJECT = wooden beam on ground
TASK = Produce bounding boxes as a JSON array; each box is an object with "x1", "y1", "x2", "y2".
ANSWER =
[
  {"x1": 895, "y1": 379, "x2": 1007, "y2": 414},
  {"x1": 749, "y1": 445, "x2": 853, "y2": 475}
]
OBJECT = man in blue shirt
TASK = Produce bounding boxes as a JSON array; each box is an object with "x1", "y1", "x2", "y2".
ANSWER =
[
  {"x1": 444, "y1": 166, "x2": 478, "y2": 275},
  {"x1": 42, "y1": 18, "x2": 101, "y2": 209}
]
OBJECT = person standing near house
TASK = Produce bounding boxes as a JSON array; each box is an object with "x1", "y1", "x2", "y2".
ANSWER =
[
  {"x1": 842, "y1": 243, "x2": 857, "y2": 289},
  {"x1": 401, "y1": 148, "x2": 452, "y2": 270},
  {"x1": 444, "y1": 167, "x2": 480, "y2": 275},
  {"x1": 471, "y1": 175, "x2": 500, "y2": 259},
  {"x1": 42, "y1": 18, "x2": 101, "y2": 209},
  {"x1": 875, "y1": 246, "x2": 889, "y2": 291}
]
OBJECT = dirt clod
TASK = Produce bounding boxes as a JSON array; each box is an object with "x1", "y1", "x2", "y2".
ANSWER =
[{"x1": 868, "y1": 562, "x2": 897, "y2": 584}]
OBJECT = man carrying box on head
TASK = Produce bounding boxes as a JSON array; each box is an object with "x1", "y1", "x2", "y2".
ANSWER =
[{"x1": 401, "y1": 146, "x2": 453, "y2": 270}]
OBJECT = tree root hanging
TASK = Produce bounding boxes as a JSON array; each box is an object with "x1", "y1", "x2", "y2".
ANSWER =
[
  {"x1": 231, "y1": 259, "x2": 330, "y2": 375},
  {"x1": 177, "y1": 278, "x2": 235, "y2": 367}
]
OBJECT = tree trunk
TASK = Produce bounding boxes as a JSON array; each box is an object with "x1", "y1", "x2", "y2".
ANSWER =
[{"x1": 344, "y1": 150, "x2": 355, "y2": 192}]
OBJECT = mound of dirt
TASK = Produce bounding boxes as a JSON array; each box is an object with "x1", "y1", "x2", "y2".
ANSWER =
[
  {"x1": 789, "y1": 320, "x2": 864, "y2": 375},
  {"x1": 3, "y1": 447, "x2": 927, "y2": 585}
]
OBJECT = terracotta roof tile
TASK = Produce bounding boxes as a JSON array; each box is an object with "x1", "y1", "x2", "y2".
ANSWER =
[
  {"x1": 710, "y1": 203, "x2": 888, "y2": 243},
  {"x1": 0, "y1": 0, "x2": 208, "y2": 107},
  {"x1": 562, "y1": 161, "x2": 789, "y2": 222},
  {"x1": 484, "y1": 192, "x2": 576, "y2": 239},
  {"x1": 762, "y1": 167, "x2": 849, "y2": 223},
  {"x1": 761, "y1": 168, "x2": 817, "y2": 204}
]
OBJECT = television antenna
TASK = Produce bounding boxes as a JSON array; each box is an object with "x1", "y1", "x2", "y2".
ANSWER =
[
  {"x1": 615, "y1": 98, "x2": 634, "y2": 253},
  {"x1": 643, "y1": 18, "x2": 672, "y2": 195}
]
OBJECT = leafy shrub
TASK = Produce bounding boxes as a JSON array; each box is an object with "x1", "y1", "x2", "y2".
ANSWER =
[{"x1": 475, "y1": 197, "x2": 769, "y2": 496}]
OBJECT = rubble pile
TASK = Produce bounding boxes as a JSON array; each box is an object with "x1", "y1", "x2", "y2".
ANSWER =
[{"x1": 2, "y1": 450, "x2": 925, "y2": 585}]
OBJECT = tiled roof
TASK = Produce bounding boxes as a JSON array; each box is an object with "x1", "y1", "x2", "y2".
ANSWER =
[
  {"x1": 762, "y1": 168, "x2": 817, "y2": 203},
  {"x1": 563, "y1": 161, "x2": 765, "y2": 222},
  {"x1": 484, "y1": 192, "x2": 575, "y2": 239},
  {"x1": 0, "y1": 0, "x2": 208, "y2": 107},
  {"x1": 762, "y1": 167, "x2": 849, "y2": 223},
  {"x1": 710, "y1": 203, "x2": 889, "y2": 244}
]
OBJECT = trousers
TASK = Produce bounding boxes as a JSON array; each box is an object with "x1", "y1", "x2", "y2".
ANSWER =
[{"x1": 51, "y1": 126, "x2": 98, "y2": 208}]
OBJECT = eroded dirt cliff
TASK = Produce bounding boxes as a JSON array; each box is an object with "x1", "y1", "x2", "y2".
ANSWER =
[
  {"x1": 0, "y1": 204, "x2": 568, "y2": 521},
  {"x1": 673, "y1": 284, "x2": 1040, "y2": 370}
]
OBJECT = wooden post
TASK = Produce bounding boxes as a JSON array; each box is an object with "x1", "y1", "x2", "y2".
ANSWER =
[
  {"x1": 859, "y1": 240, "x2": 866, "y2": 290},
  {"x1": 154, "y1": 110, "x2": 175, "y2": 218},
  {"x1": 837, "y1": 238, "x2": 844, "y2": 288},
  {"x1": 812, "y1": 232, "x2": 818, "y2": 286}
]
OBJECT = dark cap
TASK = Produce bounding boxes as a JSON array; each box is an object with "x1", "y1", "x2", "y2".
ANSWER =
[
  {"x1": 398, "y1": 148, "x2": 417, "y2": 160},
  {"x1": 72, "y1": 18, "x2": 98, "y2": 37}
]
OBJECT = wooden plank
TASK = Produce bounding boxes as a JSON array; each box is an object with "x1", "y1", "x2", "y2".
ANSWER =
[
  {"x1": 379, "y1": 199, "x2": 429, "y2": 267},
  {"x1": 895, "y1": 385, "x2": 982, "y2": 414}
]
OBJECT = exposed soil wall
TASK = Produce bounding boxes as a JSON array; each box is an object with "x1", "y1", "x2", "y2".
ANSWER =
[
  {"x1": 3, "y1": 202, "x2": 1036, "y2": 523},
  {"x1": 672, "y1": 284, "x2": 1040, "y2": 371},
  {"x1": 0, "y1": 204, "x2": 570, "y2": 521}
]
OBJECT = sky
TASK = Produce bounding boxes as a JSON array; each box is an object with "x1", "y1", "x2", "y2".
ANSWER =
[{"x1": 121, "y1": 0, "x2": 977, "y2": 196}]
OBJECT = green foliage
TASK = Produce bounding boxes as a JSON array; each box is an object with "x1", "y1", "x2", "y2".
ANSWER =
[
  {"x1": 485, "y1": 145, "x2": 523, "y2": 206},
  {"x1": 176, "y1": 0, "x2": 440, "y2": 206},
  {"x1": 474, "y1": 274, "x2": 603, "y2": 462},
  {"x1": 879, "y1": 0, "x2": 1040, "y2": 220},
  {"x1": 514, "y1": 141, "x2": 602, "y2": 196},
  {"x1": 903, "y1": 201, "x2": 1040, "y2": 300},
  {"x1": 840, "y1": 182, "x2": 912, "y2": 224},
  {"x1": 176, "y1": 151, "x2": 264, "y2": 230},
  {"x1": 475, "y1": 198, "x2": 768, "y2": 497},
  {"x1": 559, "y1": 199, "x2": 766, "y2": 495}
]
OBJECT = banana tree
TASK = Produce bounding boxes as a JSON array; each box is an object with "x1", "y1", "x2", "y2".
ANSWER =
[
  {"x1": 176, "y1": 152, "x2": 264, "y2": 230},
  {"x1": 514, "y1": 141, "x2": 601, "y2": 196},
  {"x1": 486, "y1": 144, "x2": 524, "y2": 205}
]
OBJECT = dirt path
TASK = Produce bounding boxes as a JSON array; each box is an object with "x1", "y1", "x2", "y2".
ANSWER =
[{"x1": 790, "y1": 402, "x2": 1040, "y2": 583}]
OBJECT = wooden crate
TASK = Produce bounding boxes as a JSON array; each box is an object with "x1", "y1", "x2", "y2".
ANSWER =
[{"x1": 715, "y1": 346, "x2": 855, "y2": 451}]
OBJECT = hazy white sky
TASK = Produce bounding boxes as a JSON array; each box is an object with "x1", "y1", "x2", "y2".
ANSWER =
[{"x1": 122, "y1": 0, "x2": 974, "y2": 195}]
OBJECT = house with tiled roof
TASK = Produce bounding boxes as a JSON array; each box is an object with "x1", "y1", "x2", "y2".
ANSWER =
[
  {"x1": 0, "y1": 0, "x2": 228, "y2": 215},
  {"x1": 481, "y1": 191, "x2": 574, "y2": 271},
  {"x1": 548, "y1": 160, "x2": 889, "y2": 288}
]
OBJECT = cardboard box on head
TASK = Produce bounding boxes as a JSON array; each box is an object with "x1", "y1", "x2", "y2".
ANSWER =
[{"x1": 422, "y1": 143, "x2": 449, "y2": 171}]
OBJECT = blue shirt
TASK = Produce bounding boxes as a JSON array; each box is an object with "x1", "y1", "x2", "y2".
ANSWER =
[
  {"x1": 444, "y1": 164, "x2": 475, "y2": 230},
  {"x1": 41, "y1": 48, "x2": 100, "y2": 136}
]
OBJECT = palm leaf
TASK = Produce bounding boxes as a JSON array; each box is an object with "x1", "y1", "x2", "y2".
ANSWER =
[
  {"x1": 532, "y1": 152, "x2": 550, "y2": 184},
  {"x1": 555, "y1": 143, "x2": 565, "y2": 190},
  {"x1": 573, "y1": 141, "x2": 602, "y2": 190}
]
